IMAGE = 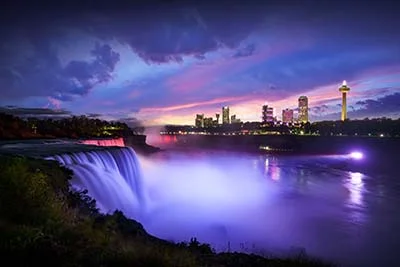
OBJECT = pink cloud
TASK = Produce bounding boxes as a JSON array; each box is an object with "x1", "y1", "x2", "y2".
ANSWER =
[
  {"x1": 44, "y1": 97, "x2": 62, "y2": 109},
  {"x1": 140, "y1": 95, "x2": 253, "y2": 113},
  {"x1": 166, "y1": 40, "x2": 312, "y2": 94}
]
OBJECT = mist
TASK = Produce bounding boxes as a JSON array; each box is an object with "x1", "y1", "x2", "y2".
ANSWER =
[{"x1": 137, "y1": 151, "x2": 358, "y2": 260}]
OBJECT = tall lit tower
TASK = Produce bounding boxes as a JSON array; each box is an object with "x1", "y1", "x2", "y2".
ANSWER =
[
  {"x1": 262, "y1": 104, "x2": 274, "y2": 124},
  {"x1": 222, "y1": 106, "x2": 230, "y2": 124},
  {"x1": 298, "y1": 96, "x2": 308, "y2": 123},
  {"x1": 339, "y1": 80, "x2": 350, "y2": 121}
]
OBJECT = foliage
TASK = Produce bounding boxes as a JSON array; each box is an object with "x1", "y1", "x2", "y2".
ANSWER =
[
  {"x1": 310, "y1": 118, "x2": 400, "y2": 137},
  {"x1": 0, "y1": 112, "x2": 138, "y2": 139},
  {"x1": 0, "y1": 155, "x2": 335, "y2": 267}
]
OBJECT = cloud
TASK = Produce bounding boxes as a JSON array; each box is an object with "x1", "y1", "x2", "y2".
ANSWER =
[
  {"x1": 310, "y1": 104, "x2": 329, "y2": 114},
  {"x1": 312, "y1": 92, "x2": 400, "y2": 120},
  {"x1": 139, "y1": 95, "x2": 252, "y2": 113},
  {"x1": 74, "y1": 3, "x2": 268, "y2": 64},
  {"x1": 0, "y1": 37, "x2": 120, "y2": 102},
  {"x1": 86, "y1": 113, "x2": 102, "y2": 118},
  {"x1": 354, "y1": 92, "x2": 400, "y2": 115},
  {"x1": 0, "y1": 107, "x2": 71, "y2": 116},
  {"x1": 233, "y1": 43, "x2": 256, "y2": 58}
]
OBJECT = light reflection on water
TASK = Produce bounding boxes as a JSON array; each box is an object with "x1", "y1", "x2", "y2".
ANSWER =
[
  {"x1": 139, "y1": 150, "x2": 400, "y2": 267},
  {"x1": 347, "y1": 172, "x2": 364, "y2": 207}
]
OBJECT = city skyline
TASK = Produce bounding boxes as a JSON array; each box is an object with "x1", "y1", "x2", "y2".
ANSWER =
[
  {"x1": 193, "y1": 94, "x2": 304, "y2": 127},
  {"x1": 1, "y1": 0, "x2": 400, "y2": 126}
]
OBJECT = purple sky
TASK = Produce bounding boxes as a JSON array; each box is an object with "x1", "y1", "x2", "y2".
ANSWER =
[{"x1": 1, "y1": 0, "x2": 399, "y2": 126}]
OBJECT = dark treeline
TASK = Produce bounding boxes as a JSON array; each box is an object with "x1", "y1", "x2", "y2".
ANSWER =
[
  {"x1": 0, "y1": 112, "x2": 144, "y2": 140},
  {"x1": 164, "y1": 122, "x2": 292, "y2": 134},
  {"x1": 164, "y1": 118, "x2": 400, "y2": 137},
  {"x1": 0, "y1": 155, "x2": 334, "y2": 267},
  {"x1": 310, "y1": 118, "x2": 400, "y2": 137}
]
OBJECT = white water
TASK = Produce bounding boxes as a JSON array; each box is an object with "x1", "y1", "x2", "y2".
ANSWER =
[
  {"x1": 46, "y1": 147, "x2": 145, "y2": 219},
  {"x1": 80, "y1": 138, "x2": 125, "y2": 147}
]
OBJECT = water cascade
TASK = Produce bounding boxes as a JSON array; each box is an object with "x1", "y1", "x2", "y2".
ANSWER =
[
  {"x1": 46, "y1": 147, "x2": 145, "y2": 219},
  {"x1": 80, "y1": 137, "x2": 125, "y2": 147}
]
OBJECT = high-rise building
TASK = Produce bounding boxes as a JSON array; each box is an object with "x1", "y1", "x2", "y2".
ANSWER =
[
  {"x1": 230, "y1": 115, "x2": 241, "y2": 124},
  {"x1": 222, "y1": 106, "x2": 230, "y2": 124},
  {"x1": 195, "y1": 114, "x2": 204, "y2": 128},
  {"x1": 204, "y1": 117, "x2": 213, "y2": 128},
  {"x1": 298, "y1": 96, "x2": 308, "y2": 123},
  {"x1": 282, "y1": 108, "x2": 294, "y2": 123},
  {"x1": 262, "y1": 105, "x2": 274, "y2": 124},
  {"x1": 339, "y1": 80, "x2": 350, "y2": 121},
  {"x1": 215, "y1": 113, "x2": 220, "y2": 124}
]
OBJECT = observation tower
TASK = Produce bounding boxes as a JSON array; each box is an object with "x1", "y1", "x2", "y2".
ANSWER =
[{"x1": 339, "y1": 80, "x2": 350, "y2": 121}]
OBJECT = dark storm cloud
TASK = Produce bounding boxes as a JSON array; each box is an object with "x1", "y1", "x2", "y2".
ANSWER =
[
  {"x1": 0, "y1": 107, "x2": 71, "y2": 116},
  {"x1": 0, "y1": 39, "x2": 120, "y2": 101},
  {"x1": 78, "y1": 2, "x2": 270, "y2": 63},
  {"x1": 0, "y1": 0, "x2": 271, "y2": 103},
  {"x1": 355, "y1": 93, "x2": 400, "y2": 114}
]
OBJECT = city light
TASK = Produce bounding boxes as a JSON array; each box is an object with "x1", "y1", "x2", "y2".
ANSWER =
[{"x1": 349, "y1": 151, "x2": 363, "y2": 160}]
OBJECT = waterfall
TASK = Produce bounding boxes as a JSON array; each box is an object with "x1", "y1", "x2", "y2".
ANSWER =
[
  {"x1": 80, "y1": 137, "x2": 125, "y2": 147},
  {"x1": 46, "y1": 147, "x2": 145, "y2": 219}
]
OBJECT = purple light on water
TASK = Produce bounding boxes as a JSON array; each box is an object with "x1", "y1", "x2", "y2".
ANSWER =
[{"x1": 349, "y1": 151, "x2": 363, "y2": 160}]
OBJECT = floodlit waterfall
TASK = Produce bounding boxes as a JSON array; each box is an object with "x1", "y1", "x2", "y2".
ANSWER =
[
  {"x1": 46, "y1": 147, "x2": 144, "y2": 219},
  {"x1": 80, "y1": 137, "x2": 125, "y2": 147}
]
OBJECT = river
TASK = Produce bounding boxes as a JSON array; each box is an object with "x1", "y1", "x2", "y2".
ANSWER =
[{"x1": 138, "y1": 147, "x2": 400, "y2": 267}]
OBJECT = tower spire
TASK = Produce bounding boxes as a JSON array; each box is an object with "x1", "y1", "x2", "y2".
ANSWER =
[{"x1": 339, "y1": 81, "x2": 350, "y2": 121}]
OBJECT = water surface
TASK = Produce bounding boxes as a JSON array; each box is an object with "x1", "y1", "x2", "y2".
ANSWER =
[{"x1": 139, "y1": 149, "x2": 400, "y2": 267}]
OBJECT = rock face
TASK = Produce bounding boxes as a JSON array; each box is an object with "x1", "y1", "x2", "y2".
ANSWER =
[{"x1": 123, "y1": 135, "x2": 161, "y2": 154}]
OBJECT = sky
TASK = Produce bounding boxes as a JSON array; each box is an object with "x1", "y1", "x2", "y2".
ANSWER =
[{"x1": 0, "y1": 0, "x2": 400, "y2": 126}]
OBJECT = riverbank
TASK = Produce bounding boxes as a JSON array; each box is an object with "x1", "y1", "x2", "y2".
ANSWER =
[{"x1": 0, "y1": 155, "x2": 334, "y2": 267}]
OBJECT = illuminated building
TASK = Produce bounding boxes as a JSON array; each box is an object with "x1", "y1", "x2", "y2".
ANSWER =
[
  {"x1": 282, "y1": 108, "x2": 294, "y2": 123},
  {"x1": 262, "y1": 105, "x2": 274, "y2": 123},
  {"x1": 215, "y1": 113, "x2": 220, "y2": 124},
  {"x1": 231, "y1": 115, "x2": 241, "y2": 124},
  {"x1": 204, "y1": 117, "x2": 213, "y2": 128},
  {"x1": 298, "y1": 96, "x2": 308, "y2": 123},
  {"x1": 195, "y1": 114, "x2": 204, "y2": 128},
  {"x1": 339, "y1": 80, "x2": 350, "y2": 121},
  {"x1": 222, "y1": 106, "x2": 230, "y2": 124}
]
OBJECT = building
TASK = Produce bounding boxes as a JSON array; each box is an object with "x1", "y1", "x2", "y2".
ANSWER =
[
  {"x1": 262, "y1": 105, "x2": 274, "y2": 124},
  {"x1": 215, "y1": 113, "x2": 220, "y2": 124},
  {"x1": 231, "y1": 115, "x2": 241, "y2": 124},
  {"x1": 282, "y1": 108, "x2": 294, "y2": 123},
  {"x1": 298, "y1": 96, "x2": 309, "y2": 123},
  {"x1": 222, "y1": 106, "x2": 230, "y2": 124},
  {"x1": 339, "y1": 80, "x2": 350, "y2": 121},
  {"x1": 204, "y1": 117, "x2": 213, "y2": 128},
  {"x1": 195, "y1": 114, "x2": 204, "y2": 128}
]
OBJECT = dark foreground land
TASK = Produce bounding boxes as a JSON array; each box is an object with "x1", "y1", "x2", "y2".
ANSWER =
[{"x1": 0, "y1": 155, "x2": 334, "y2": 267}]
